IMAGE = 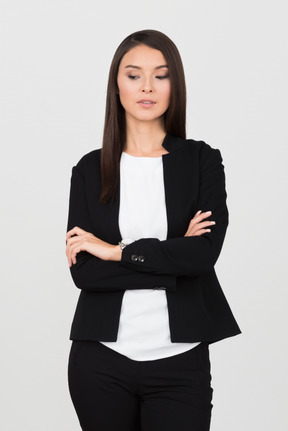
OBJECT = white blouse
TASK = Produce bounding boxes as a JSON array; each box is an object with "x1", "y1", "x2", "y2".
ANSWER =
[{"x1": 100, "y1": 151, "x2": 199, "y2": 360}]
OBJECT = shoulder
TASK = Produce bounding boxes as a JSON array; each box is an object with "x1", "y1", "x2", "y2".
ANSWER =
[
  {"x1": 168, "y1": 135, "x2": 223, "y2": 166},
  {"x1": 186, "y1": 137, "x2": 221, "y2": 158},
  {"x1": 187, "y1": 139, "x2": 223, "y2": 168},
  {"x1": 73, "y1": 148, "x2": 102, "y2": 177}
]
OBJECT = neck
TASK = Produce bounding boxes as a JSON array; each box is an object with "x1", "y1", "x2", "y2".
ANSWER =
[{"x1": 124, "y1": 116, "x2": 168, "y2": 156}]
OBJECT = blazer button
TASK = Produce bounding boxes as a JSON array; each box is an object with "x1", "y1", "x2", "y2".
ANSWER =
[
  {"x1": 131, "y1": 254, "x2": 138, "y2": 262},
  {"x1": 138, "y1": 255, "x2": 145, "y2": 263}
]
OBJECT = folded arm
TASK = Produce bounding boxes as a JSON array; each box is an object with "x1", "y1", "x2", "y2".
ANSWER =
[
  {"x1": 66, "y1": 165, "x2": 177, "y2": 292},
  {"x1": 120, "y1": 147, "x2": 229, "y2": 277}
]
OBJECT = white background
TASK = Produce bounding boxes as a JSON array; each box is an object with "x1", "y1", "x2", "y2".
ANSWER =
[{"x1": 1, "y1": 0, "x2": 287, "y2": 429}]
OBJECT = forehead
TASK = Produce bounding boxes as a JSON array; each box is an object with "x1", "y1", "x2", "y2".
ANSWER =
[{"x1": 119, "y1": 45, "x2": 167, "y2": 69}]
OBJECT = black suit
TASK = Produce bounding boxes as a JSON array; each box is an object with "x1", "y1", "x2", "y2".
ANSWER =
[{"x1": 67, "y1": 134, "x2": 241, "y2": 343}]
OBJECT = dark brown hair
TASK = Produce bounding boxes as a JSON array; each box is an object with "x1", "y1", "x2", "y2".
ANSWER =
[{"x1": 100, "y1": 29, "x2": 187, "y2": 203}]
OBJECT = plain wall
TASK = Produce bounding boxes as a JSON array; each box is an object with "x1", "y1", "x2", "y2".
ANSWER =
[{"x1": 1, "y1": 0, "x2": 287, "y2": 429}]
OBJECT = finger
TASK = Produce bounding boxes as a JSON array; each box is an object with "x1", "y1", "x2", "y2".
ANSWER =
[
  {"x1": 197, "y1": 220, "x2": 216, "y2": 229},
  {"x1": 193, "y1": 228, "x2": 211, "y2": 236},
  {"x1": 189, "y1": 219, "x2": 216, "y2": 228},
  {"x1": 66, "y1": 235, "x2": 85, "y2": 246},
  {"x1": 72, "y1": 251, "x2": 77, "y2": 265},
  {"x1": 66, "y1": 238, "x2": 79, "y2": 255},
  {"x1": 66, "y1": 246, "x2": 72, "y2": 267},
  {"x1": 68, "y1": 245, "x2": 76, "y2": 266},
  {"x1": 69, "y1": 241, "x2": 87, "y2": 265},
  {"x1": 66, "y1": 241, "x2": 74, "y2": 266},
  {"x1": 197, "y1": 210, "x2": 212, "y2": 220},
  {"x1": 185, "y1": 220, "x2": 215, "y2": 237},
  {"x1": 68, "y1": 246, "x2": 77, "y2": 266},
  {"x1": 188, "y1": 216, "x2": 214, "y2": 232},
  {"x1": 65, "y1": 243, "x2": 73, "y2": 267},
  {"x1": 189, "y1": 211, "x2": 212, "y2": 226},
  {"x1": 66, "y1": 245, "x2": 72, "y2": 266},
  {"x1": 66, "y1": 226, "x2": 87, "y2": 239},
  {"x1": 71, "y1": 244, "x2": 85, "y2": 264}
]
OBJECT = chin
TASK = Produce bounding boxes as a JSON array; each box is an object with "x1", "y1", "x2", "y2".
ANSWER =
[{"x1": 132, "y1": 110, "x2": 167, "y2": 123}]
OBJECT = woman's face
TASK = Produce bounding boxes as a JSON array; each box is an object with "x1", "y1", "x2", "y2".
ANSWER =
[{"x1": 117, "y1": 44, "x2": 171, "y2": 125}]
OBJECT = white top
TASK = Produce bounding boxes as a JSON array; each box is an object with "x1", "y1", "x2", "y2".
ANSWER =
[{"x1": 100, "y1": 151, "x2": 199, "y2": 360}]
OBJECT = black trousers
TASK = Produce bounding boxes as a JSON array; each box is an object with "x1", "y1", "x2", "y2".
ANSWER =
[{"x1": 68, "y1": 340, "x2": 213, "y2": 431}]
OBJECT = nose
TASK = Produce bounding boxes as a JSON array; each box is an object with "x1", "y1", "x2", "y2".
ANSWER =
[
  {"x1": 142, "y1": 87, "x2": 152, "y2": 93},
  {"x1": 142, "y1": 77, "x2": 153, "y2": 93}
]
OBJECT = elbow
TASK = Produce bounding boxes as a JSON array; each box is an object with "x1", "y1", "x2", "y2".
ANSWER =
[
  {"x1": 209, "y1": 228, "x2": 227, "y2": 267},
  {"x1": 199, "y1": 227, "x2": 227, "y2": 270},
  {"x1": 69, "y1": 267, "x2": 84, "y2": 290},
  {"x1": 69, "y1": 251, "x2": 91, "y2": 289}
]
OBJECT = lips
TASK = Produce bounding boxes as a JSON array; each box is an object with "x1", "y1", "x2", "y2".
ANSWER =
[{"x1": 137, "y1": 99, "x2": 156, "y2": 106}]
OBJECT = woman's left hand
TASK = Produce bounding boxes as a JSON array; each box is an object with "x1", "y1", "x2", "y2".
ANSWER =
[{"x1": 66, "y1": 227, "x2": 121, "y2": 267}]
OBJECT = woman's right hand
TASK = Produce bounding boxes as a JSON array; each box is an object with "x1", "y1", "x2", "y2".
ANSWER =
[{"x1": 184, "y1": 210, "x2": 216, "y2": 237}]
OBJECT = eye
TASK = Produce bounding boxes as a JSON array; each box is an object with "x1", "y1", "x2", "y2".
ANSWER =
[
  {"x1": 155, "y1": 74, "x2": 169, "y2": 80},
  {"x1": 128, "y1": 75, "x2": 140, "y2": 80}
]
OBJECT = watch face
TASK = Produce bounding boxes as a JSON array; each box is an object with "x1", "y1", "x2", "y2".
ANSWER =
[
  {"x1": 119, "y1": 239, "x2": 134, "y2": 249},
  {"x1": 118, "y1": 241, "x2": 125, "y2": 250}
]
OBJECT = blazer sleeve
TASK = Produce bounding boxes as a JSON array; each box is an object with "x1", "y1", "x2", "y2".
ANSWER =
[
  {"x1": 66, "y1": 164, "x2": 177, "y2": 292},
  {"x1": 120, "y1": 145, "x2": 229, "y2": 277}
]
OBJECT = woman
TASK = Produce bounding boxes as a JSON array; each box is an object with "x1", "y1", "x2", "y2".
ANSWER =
[{"x1": 66, "y1": 29, "x2": 241, "y2": 431}]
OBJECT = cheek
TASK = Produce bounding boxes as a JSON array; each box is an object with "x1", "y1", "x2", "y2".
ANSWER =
[
  {"x1": 161, "y1": 83, "x2": 171, "y2": 106},
  {"x1": 118, "y1": 85, "x2": 134, "y2": 109},
  {"x1": 117, "y1": 77, "x2": 133, "y2": 100}
]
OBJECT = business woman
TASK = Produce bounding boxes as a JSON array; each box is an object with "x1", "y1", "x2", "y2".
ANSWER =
[{"x1": 66, "y1": 29, "x2": 241, "y2": 431}]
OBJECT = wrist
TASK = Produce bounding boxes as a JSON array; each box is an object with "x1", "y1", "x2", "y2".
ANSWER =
[
  {"x1": 115, "y1": 238, "x2": 134, "y2": 261},
  {"x1": 110, "y1": 244, "x2": 122, "y2": 261}
]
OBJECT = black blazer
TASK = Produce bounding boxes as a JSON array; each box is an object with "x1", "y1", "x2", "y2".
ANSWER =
[{"x1": 67, "y1": 134, "x2": 241, "y2": 343}]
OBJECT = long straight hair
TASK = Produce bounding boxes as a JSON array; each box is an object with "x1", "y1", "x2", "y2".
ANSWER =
[{"x1": 100, "y1": 30, "x2": 187, "y2": 203}]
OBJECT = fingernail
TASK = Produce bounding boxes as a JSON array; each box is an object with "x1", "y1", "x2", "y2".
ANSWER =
[
  {"x1": 206, "y1": 229, "x2": 211, "y2": 232},
  {"x1": 210, "y1": 221, "x2": 216, "y2": 224},
  {"x1": 197, "y1": 210, "x2": 202, "y2": 214},
  {"x1": 206, "y1": 211, "x2": 212, "y2": 214}
]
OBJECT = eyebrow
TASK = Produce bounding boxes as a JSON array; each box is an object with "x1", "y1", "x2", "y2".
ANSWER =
[{"x1": 124, "y1": 65, "x2": 168, "y2": 70}]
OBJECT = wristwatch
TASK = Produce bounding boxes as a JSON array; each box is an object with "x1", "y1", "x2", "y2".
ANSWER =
[{"x1": 118, "y1": 238, "x2": 134, "y2": 250}]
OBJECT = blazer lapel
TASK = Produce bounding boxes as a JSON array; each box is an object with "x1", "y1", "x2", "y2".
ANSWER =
[
  {"x1": 162, "y1": 135, "x2": 198, "y2": 239},
  {"x1": 93, "y1": 134, "x2": 197, "y2": 243}
]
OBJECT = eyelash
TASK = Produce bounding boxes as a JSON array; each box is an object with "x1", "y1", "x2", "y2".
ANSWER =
[{"x1": 128, "y1": 75, "x2": 169, "y2": 80}]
